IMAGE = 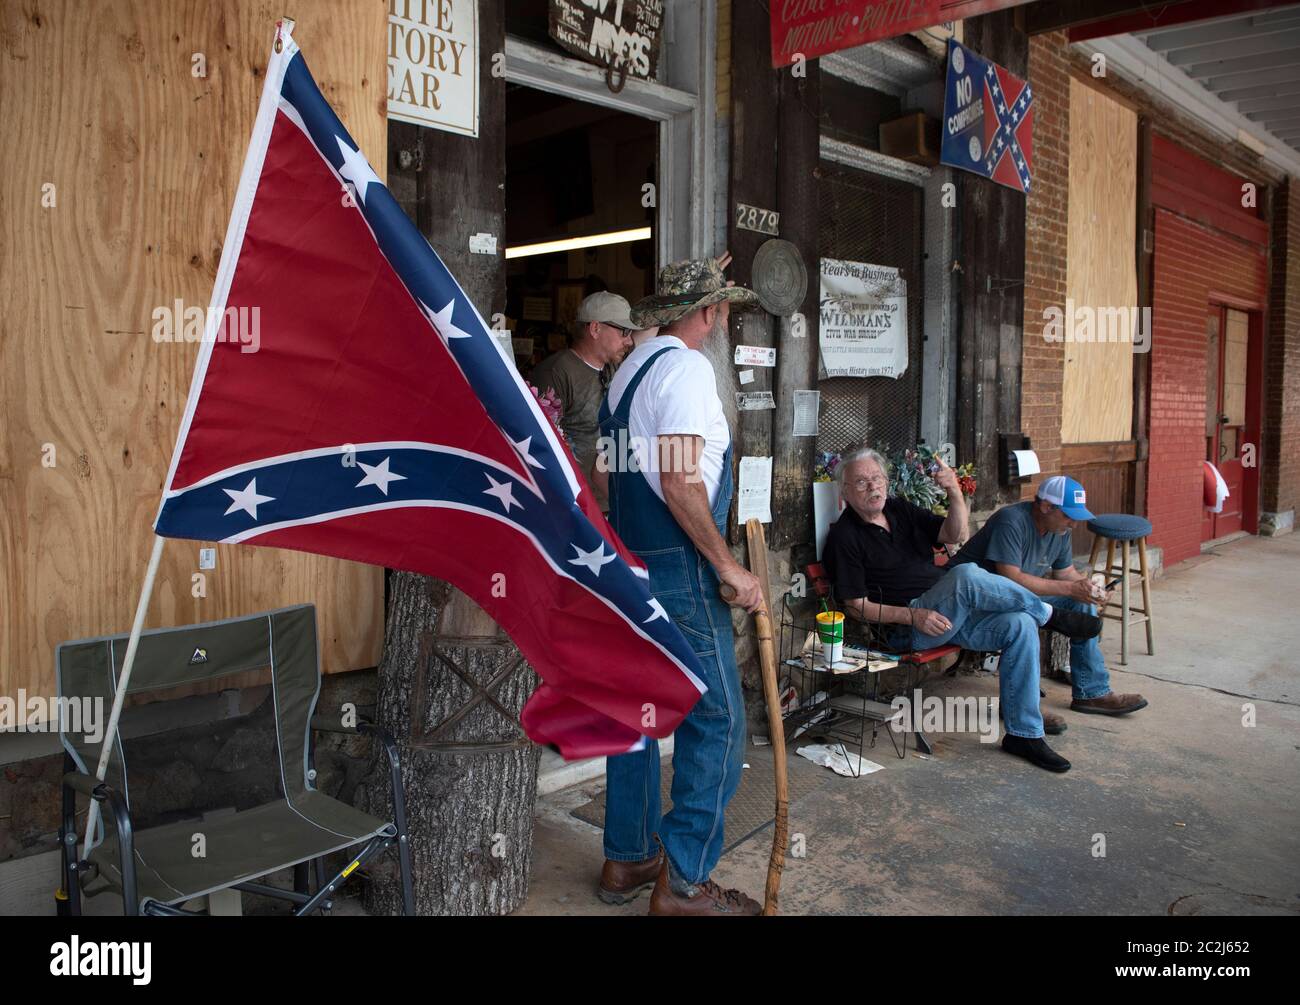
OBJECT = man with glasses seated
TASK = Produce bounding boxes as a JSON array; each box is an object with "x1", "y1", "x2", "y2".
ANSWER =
[{"x1": 822, "y1": 446, "x2": 1102, "y2": 773}]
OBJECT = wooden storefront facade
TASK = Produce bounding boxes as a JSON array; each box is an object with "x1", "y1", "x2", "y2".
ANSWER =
[{"x1": 724, "y1": 2, "x2": 1032, "y2": 574}]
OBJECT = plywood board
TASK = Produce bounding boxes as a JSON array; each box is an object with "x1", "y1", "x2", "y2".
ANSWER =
[
  {"x1": 1222, "y1": 308, "x2": 1248, "y2": 427},
  {"x1": 1062, "y1": 76, "x2": 1138, "y2": 445},
  {"x1": 0, "y1": 0, "x2": 388, "y2": 715}
]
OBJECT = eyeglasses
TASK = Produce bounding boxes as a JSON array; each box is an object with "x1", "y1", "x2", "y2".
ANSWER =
[{"x1": 849, "y1": 476, "x2": 887, "y2": 490}]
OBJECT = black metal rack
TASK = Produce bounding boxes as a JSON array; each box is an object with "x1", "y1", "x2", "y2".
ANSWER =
[{"x1": 776, "y1": 590, "x2": 911, "y2": 774}]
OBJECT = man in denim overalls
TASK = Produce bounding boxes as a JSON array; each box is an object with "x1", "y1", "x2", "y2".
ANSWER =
[{"x1": 594, "y1": 257, "x2": 766, "y2": 916}]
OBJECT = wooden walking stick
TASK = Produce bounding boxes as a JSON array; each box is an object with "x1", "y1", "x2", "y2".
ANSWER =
[{"x1": 721, "y1": 517, "x2": 788, "y2": 916}]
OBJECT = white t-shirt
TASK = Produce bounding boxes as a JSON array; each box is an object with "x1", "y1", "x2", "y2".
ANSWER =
[{"x1": 603, "y1": 335, "x2": 730, "y2": 507}]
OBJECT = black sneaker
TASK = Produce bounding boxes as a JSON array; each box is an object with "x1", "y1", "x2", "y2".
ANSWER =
[
  {"x1": 1045, "y1": 607, "x2": 1102, "y2": 641},
  {"x1": 1001, "y1": 734, "x2": 1071, "y2": 773}
]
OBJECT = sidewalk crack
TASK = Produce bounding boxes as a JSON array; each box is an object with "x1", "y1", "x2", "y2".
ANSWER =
[{"x1": 1110, "y1": 669, "x2": 1297, "y2": 707}]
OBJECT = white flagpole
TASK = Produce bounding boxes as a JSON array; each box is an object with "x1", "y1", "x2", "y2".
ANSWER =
[
  {"x1": 79, "y1": 19, "x2": 298, "y2": 864},
  {"x1": 81, "y1": 534, "x2": 166, "y2": 860}
]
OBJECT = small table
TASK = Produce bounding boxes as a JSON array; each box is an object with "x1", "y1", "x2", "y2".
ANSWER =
[{"x1": 780, "y1": 646, "x2": 911, "y2": 774}]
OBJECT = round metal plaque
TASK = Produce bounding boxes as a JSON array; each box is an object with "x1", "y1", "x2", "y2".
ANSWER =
[{"x1": 751, "y1": 239, "x2": 807, "y2": 317}]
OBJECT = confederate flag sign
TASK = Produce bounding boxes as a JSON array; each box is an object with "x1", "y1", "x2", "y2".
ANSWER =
[
  {"x1": 153, "y1": 21, "x2": 705, "y2": 760},
  {"x1": 940, "y1": 38, "x2": 1033, "y2": 194}
]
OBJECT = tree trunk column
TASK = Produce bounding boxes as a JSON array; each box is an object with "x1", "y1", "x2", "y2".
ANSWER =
[{"x1": 362, "y1": 572, "x2": 541, "y2": 916}]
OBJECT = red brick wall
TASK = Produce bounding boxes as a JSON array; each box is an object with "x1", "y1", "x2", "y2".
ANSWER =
[
  {"x1": 1265, "y1": 179, "x2": 1300, "y2": 517},
  {"x1": 1148, "y1": 209, "x2": 1268, "y2": 565},
  {"x1": 1019, "y1": 31, "x2": 1071, "y2": 501},
  {"x1": 1020, "y1": 35, "x2": 1299, "y2": 566}
]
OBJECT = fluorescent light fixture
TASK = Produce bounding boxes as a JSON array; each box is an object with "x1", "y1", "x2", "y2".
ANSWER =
[{"x1": 504, "y1": 226, "x2": 652, "y2": 260}]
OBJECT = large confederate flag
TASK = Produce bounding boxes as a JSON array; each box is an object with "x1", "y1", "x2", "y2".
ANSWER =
[{"x1": 154, "y1": 21, "x2": 706, "y2": 759}]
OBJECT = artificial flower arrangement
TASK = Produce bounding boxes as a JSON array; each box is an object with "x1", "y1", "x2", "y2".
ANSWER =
[
  {"x1": 812, "y1": 450, "x2": 841, "y2": 483},
  {"x1": 812, "y1": 444, "x2": 977, "y2": 515},
  {"x1": 529, "y1": 383, "x2": 565, "y2": 429}
]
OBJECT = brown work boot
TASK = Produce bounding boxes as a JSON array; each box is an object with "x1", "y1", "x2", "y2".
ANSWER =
[
  {"x1": 1000, "y1": 706, "x2": 1067, "y2": 734},
  {"x1": 1042, "y1": 711, "x2": 1067, "y2": 735},
  {"x1": 1071, "y1": 692, "x2": 1148, "y2": 715},
  {"x1": 647, "y1": 859, "x2": 761, "y2": 916},
  {"x1": 597, "y1": 850, "x2": 664, "y2": 905}
]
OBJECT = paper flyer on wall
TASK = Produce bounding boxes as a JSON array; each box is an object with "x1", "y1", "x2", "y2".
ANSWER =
[{"x1": 819, "y1": 258, "x2": 908, "y2": 379}]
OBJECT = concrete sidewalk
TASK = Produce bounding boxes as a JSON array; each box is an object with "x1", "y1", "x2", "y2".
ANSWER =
[{"x1": 518, "y1": 533, "x2": 1300, "y2": 915}]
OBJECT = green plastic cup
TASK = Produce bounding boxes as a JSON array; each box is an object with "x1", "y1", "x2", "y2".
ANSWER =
[{"x1": 816, "y1": 611, "x2": 844, "y2": 667}]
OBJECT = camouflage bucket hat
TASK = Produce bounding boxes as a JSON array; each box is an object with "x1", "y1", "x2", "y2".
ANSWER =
[{"x1": 629, "y1": 256, "x2": 762, "y2": 328}]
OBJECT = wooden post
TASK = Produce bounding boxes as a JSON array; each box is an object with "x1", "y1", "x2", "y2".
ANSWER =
[
  {"x1": 726, "y1": 0, "x2": 780, "y2": 544},
  {"x1": 957, "y1": 11, "x2": 1029, "y2": 512},
  {"x1": 770, "y1": 57, "x2": 820, "y2": 552},
  {"x1": 361, "y1": 576, "x2": 540, "y2": 916}
]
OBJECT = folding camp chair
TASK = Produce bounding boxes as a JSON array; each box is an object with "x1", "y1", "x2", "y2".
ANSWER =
[{"x1": 55, "y1": 604, "x2": 415, "y2": 916}]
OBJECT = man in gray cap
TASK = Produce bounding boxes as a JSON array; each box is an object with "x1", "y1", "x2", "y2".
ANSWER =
[
  {"x1": 529, "y1": 292, "x2": 637, "y2": 509},
  {"x1": 594, "y1": 254, "x2": 766, "y2": 916}
]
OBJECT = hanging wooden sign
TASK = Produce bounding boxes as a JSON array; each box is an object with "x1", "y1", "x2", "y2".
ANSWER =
[{"x1": 548, "y1": 0, "x2": 664, "y2": 82}]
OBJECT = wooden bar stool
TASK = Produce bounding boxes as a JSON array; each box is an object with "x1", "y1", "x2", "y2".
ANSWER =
[{"x1": 1086, "y1": 514, "x2": 1154, "y2": 665}]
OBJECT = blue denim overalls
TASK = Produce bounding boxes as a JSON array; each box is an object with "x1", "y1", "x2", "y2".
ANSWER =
[{"x1": 598, "y1": 345, "x2": 746, "y2": 885}]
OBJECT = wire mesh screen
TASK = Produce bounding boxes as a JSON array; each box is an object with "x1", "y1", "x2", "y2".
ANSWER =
[{"x1": 816, "y1": 161, "x2": 925, "y2": 457}]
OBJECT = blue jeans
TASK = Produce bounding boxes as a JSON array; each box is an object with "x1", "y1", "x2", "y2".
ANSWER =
[
  {"x1": 1043, "y1": 595, "x2": 1111, "y2": 699},
  {"x1": 601, "y1": 548, "x2": 746, "y2": 884},
  {"x1": 888, "y1": 564, "x2": 1050, "y2": 739},
  {"x1": 599, "y1": 344, "x2": 743, "y2": 885}
]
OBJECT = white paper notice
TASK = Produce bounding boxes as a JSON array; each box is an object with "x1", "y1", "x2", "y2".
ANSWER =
[
  {"x1": 735, "y1": 391, "x2": 775, "y2": 411},
  {"x1": 819, "y1": 258, "x2": 908, "y2": 378},
  {"x1": 738, "y1": 456, "x2": 773, "y2": 524},
  {"x1": 734, "y1": 345, "x2": 777, "y2": 367},
  {"x1": 793, "y1": 390, "x2": 820, "y2": 437},
  {"x1": 1013, "y1": 449, "x2": 1041, "y2": 476},
  {"x1": 738, "y1": 368, "x2": 755, "y2": 385}
]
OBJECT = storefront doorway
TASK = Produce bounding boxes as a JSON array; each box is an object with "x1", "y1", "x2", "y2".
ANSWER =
[
  {"x1": 1203, "y1": 305, "x2": 1255, "y2": 542},
  {"x1": 503, "y1": 87, "x2": 658, "y2": 378}
]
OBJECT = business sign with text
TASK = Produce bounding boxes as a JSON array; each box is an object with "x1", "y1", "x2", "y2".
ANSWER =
[
  {"x1": 769, "y1": 0, "x2": 1030, "y2": 68},
  {"x1": 549, "y1": 0, "x2": 664, "y2": 81},
  {"x1": 387, "y1": 0, "x2": 478, "y2": 137}
]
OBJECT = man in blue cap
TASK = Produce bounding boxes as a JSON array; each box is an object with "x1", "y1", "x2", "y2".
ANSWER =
[{"x1": 953, "y1": 474, "x2": 1148, "y2": 719}]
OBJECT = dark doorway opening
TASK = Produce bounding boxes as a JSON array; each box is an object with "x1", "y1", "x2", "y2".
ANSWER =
[{"x1": 504, "y1": 86, "x2": 657, "y2": 379}]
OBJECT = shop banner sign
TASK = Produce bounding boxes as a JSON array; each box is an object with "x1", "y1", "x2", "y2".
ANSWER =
[
  {"x1": 940, "y1": 38, "x2": 1033, "y2": 194},
  {"x1": 819, "y1": 259, "x2": 907, "y2": 379},
  {"x1": 769, "y1": 0, "x2": 1030, "y2": 68},
  {"x1": 387, "y1": 0, "x2": 478, "y2": 137},
  {"x1": 549, "y1": 0, "x2": 664, "y2": 81}
]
